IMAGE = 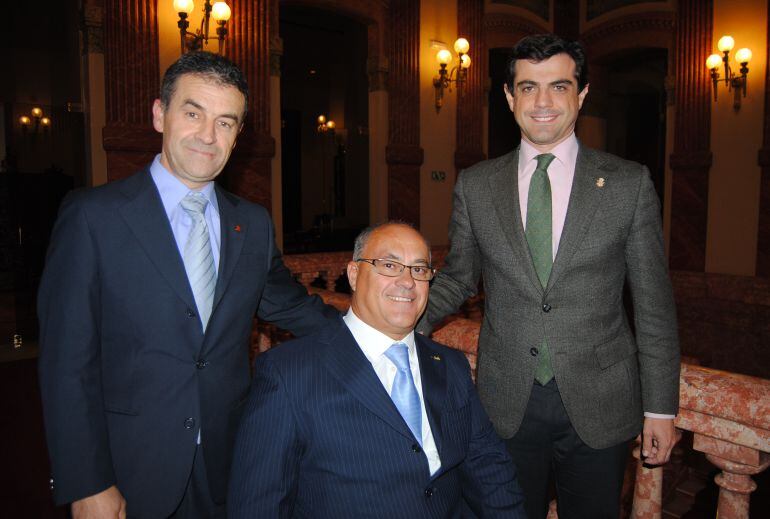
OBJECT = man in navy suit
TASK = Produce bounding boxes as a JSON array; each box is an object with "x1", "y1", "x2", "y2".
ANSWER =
[
  {"x1": 37, "y1": 52, "x2": 337, "y2": 518},
  {"x1": 228, "y1": 222, "x2": 526, "y2": 518}
]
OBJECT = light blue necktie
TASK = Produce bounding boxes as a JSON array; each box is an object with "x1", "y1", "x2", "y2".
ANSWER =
[
  {"x1": 384, "y1": 342, "x2": 422, "y2": 445},
  {"x1": 180, "y1": 192, "x2": 216, "y2": 332}
]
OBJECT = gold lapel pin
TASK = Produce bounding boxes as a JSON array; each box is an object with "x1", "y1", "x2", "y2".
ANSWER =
[
  {"x1": 430, "y1": 354, "x2": 441, "y2": 361},
  {"x1": 596, "y1": 177, "x2": 606, "y2": 188}
]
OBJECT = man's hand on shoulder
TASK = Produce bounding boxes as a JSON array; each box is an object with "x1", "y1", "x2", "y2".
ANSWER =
[
  {"x1": 641, "y1": 417, "x2": 679, "y2": 465},
  {"x1": 71, "y1": 485, "x2": 126, "y2": 519}
]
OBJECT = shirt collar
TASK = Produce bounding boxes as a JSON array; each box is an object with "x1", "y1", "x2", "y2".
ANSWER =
[
  {"x1": 519, "y1": 133, "x2": 579, "y2": 176},
  {"x1": 149, "y1": 154, "x2": 220, "y2": 217},
  {"x1": 343, "y1": 307, "x2": 416, "y2": 362}
]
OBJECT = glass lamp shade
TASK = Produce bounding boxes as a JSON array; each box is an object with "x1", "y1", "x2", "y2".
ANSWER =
[
  {"x1": 173, "y1": 0, "x2": 195, "y2": 14},
  {"x1": 211, "y1": 2, "x2": 231, "y2": 21},
  {"x1": 454, "y1": 38, "x2": 470, "y2": 55},
  {"x1": 706, "y1": 54, "x2": 723, "y2": 69},
  {"x1": 19, "y1": 116, "x2": 31, "y2": 126},
  {"x1": 31, "y1": 107, "x2": 43, "y2": 118},
  {"x1": 41, "y1": 117, "x2": 51, "y2": 126},
  {"x1": 317, "y1": 115, "x2": 326, "y2": 124},
  {"x1": 460, "y1": 54, "x2": 471, "y2": 69},
  {"x1": 717, "y1": 35, "x2": 735, "y2": 53},
  {"x1": 436, "y1": 49, "x2": 452, "y2": 65},
  {"x1": 735, "y1": 48, "x2": 752, "y2": 64},
  {"x1": 326, "y1": 120, "x2": 336, "y2": 130}
]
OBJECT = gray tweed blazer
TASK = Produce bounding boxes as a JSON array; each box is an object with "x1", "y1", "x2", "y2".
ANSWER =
[{"x1": 419, "y1": 145, "x2": 680, "y2": 449}]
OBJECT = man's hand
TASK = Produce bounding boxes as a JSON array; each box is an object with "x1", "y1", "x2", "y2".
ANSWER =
[
  {"x1": 71, "y1": 485, "x2": 126, "y2": 519},
  {"x1": 641, "y1": 417, "x2": 678, "y2": 465}
]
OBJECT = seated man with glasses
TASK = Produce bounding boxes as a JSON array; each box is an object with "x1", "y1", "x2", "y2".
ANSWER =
[{"x1": 228, "y1": 221, "x2": 525, "y2": 518}]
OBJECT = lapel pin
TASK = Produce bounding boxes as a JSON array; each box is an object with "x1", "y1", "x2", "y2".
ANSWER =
[
  {"x1": 234, "y1": 225, "x2": 242, "y2": 232},
  {"x1": 596, "y1": 177, "x2": 605, "y2": 188},
  {"x1": 430, "y1": 354, "x2": 441, "y2": 361}
]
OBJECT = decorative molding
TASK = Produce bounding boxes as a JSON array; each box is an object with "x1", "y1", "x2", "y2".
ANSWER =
[
  {"x1": 386, "y1": 0, "x2": 422, "y2": 225},
  {"x1": 367, "y1": 56, "x2": 389, "y2": 92},
  {"x1": 102, "y1": 0, "x2": 160, "y2": 181},
  {"x1": 82, "y1": 3, "x2": 104, "y2": 54},
  {"x1": 757, "y1": 0, "x2": 770, "y2": 276},
  {"x1": 455, "y1": 0, "x2": 485, "y2": 172},
  {"x1": 668, "y1": 0, "x2": 713, "y2": 272},
  {"x1": 483, "y1": 13, "x2": 547, "y2": 49},
  {"x1": 581, "y1": 12, "x2": 675, "y2": 58}
]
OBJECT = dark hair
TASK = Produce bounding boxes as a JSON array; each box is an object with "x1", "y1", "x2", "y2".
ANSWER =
[
  {"x1": 160, "y1": 51, "x2": 249, "y2": 117},
  {"x1": 505, "y1": 34, "x2": 588, "y2": 92},
  {"x1": 353, "y1": 221, "x2": 431, "y2": 264}
]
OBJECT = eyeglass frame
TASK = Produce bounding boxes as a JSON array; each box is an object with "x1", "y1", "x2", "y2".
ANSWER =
[{"x1": 355, "y1": 258, "x2": 436, "y2": 281}]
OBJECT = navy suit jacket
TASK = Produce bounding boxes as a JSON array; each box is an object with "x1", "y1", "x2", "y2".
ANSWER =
[
  {"x1": 228, "y1": 319, "x2": 526, "y2": 518},
  {"x1": 37, "y1": 169, "x2": 338, "y2": 518}
]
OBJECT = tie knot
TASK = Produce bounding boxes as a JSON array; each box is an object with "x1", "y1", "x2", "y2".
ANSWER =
[
  {"x1": 535, "y1": 153, "x2": 555, "y2": 171},
  {"x1": 180, "y1": 192, "x2": 209, "y2": 216},
  {"x1": 385, "y1": 342, "x2": 410, "y2": 371}
]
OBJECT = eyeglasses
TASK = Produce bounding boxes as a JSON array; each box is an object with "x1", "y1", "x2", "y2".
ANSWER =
[{"x1": 355, "y1": 258, "x2": 436, "y2": 281}]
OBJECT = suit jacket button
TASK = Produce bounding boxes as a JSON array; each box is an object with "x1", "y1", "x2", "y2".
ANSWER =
[
  {"x1": 184, "y1": 417, "x2": 196, "y2": 429},
  {"x1": 196, "y1": 359, "x2": 207, "y2": 369},
  {"x1": 49, "y1": 477, "x2": 54, "y2": 490},
  {"x1": 530, "y1": 347, "x2": 539, "y2": 356},
  {"x1": 186, "y1": 309, "x2": 196, "y2": 318},
  {"x1": 412, "y1": 443, "x2": 422, "y2": 453},
  {"x1": 542, "y1": 303, "x2": 552, "y2": 312},
  {"x1": 424, "y1": 487, "x2": 434, "y2": 498}
]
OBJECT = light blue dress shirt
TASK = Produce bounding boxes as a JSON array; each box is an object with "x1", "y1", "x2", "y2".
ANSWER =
[{"x1": 149, "y1": 154, "x2": 221, "y2": 275}]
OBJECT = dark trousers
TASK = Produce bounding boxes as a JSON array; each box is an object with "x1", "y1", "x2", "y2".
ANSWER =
[
  {"x1": 505, "y1": 380, "x2": 629, "y2": 519},
  {"x1": 169, "y1": 445, "x2": 226, "y2": 519}
]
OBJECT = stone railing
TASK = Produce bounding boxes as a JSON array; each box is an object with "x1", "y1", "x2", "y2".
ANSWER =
[{"x1": 435, "y1": 318, "x2": 770, "y2": 519}]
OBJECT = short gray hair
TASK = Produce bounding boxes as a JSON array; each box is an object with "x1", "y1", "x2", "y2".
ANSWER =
[{"x1": 352, "y1": 221, "x2": 431, "y2": 263}]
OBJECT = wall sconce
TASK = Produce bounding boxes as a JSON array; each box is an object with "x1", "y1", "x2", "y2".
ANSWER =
[
  {"x1": 433, "y1": 37, "x2": 471, "y2": 113},
  {"x1": 706, "y1": 35, "x2": 752, "y2": 111},
  {"x1": 173, "y1": 0, "x2": 231, "y2": 56},
  {"x1": 317, "y1": 114, "x2": 336, "y2": 133},
  {"x1": 19, "y1": 107, "x2": 52, "y2": 131}
]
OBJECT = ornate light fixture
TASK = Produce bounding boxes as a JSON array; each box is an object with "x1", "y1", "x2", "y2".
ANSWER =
[
  {"x1": 173, "y1": 0, "x2": 232, "y2": 55},
  {"x1": 706, "y1": 35, "x2": 752, "y2": 111},
  {"x1": 317, "y1": 114, "x2": 336, "y2": 133},
  {"x1": 433, "y1": 37, "x2": 471, "y2": 113},
  {"x1": 19, "y1": 106, "x2": 52, "y2": 131}
]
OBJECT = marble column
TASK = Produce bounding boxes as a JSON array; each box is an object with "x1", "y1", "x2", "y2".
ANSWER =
[
  {"x1": 454, "y1": 0, "x2": 485, "y2": 171},
  {"x1": 668, "y1": 0, "x2": 713, "y2": 271},
  {"x1": 102, "y1": 0, "x2": 161, "y2": 181},
  {"x1": 386, "y1": 0, "x2": 423, "y2": 225},
  {"x1": 224, "y1": 0, "x2": 274, "y2": 209},
  {"x1": 756, "y1": 0, "x2": 770, "y2": 276}
]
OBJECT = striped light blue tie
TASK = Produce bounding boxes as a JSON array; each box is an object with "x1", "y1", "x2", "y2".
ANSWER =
[
  {"x1": 181, "y1": 192, "x2": 216, "y2": 332},
  {"x1": 384, "y1": 342, "x2": 422, "y2": 445}
]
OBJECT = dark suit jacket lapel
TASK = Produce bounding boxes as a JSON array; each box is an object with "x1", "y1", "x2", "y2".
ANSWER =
[
  {"x1": 118, "y1": 170, "x2": 196, "y2": 311},
  {"x1": 488, "y1": 148, "x2": 544, "y2": 294},
  {"x1": 546, "y1": 146, "x2": 607, "y2": 293},
  {"x1": 321, "y1": 323, "x2": 417, "y2": 442},
  {"x1": 211, "y1": 185, "x2": 245, "y2": 313},
  {"x1": 417, "y1": 335, "x2": 446, "y2": 456}
]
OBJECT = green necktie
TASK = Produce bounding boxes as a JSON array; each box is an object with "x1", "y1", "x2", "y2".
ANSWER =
[{"x1": 525, "y1": 153, "x2": 555, "y2": 385}]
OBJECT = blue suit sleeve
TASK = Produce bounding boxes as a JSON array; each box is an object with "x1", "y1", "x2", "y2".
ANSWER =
[
  {"x1": 37, "y1": 191, "x2": 117, "y2": 504},
  {"x1": 228, "y1": 354, "x2": 300, "y2": 518},
  {"x1": 454, "y1": 354, "x2": 527, "y2": 518},
  {"x1": 254, "y1": 208, "x2": 339, "y2": 336}
]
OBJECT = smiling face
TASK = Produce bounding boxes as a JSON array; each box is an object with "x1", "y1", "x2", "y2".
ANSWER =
[
  {"x1": 504, "y1": 53, "x2": 589, "y2": 153},
  {"x1": 347, "y1": 224, "x2": 430, "y2": 340},
  {"x1": 152, "y1": 73, "x2": 245, "y2": 190}
]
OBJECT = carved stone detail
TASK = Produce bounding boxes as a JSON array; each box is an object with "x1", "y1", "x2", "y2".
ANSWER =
[
  {"x1": 668, "y1": 0, "x2": 713, "y2": 271},
  {"x1": 386, "y1": 0, "x2": 422, "y2": 225},
  {"x1": 455, "y1": 0, "x2": 485, "y2": 172}
]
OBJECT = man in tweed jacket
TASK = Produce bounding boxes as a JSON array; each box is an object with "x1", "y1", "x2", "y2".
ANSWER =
[{"x1": 418, "y1": 34, "x2": 680, "y2": 519}]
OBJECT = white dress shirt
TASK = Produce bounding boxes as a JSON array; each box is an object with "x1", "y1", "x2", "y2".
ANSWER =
[
  {"x1": 343, "y1": 309, "x2": 442, "y2": 476},
  {"x1": 518, "y1": 135, "x2": 674, "y2": 420}
]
